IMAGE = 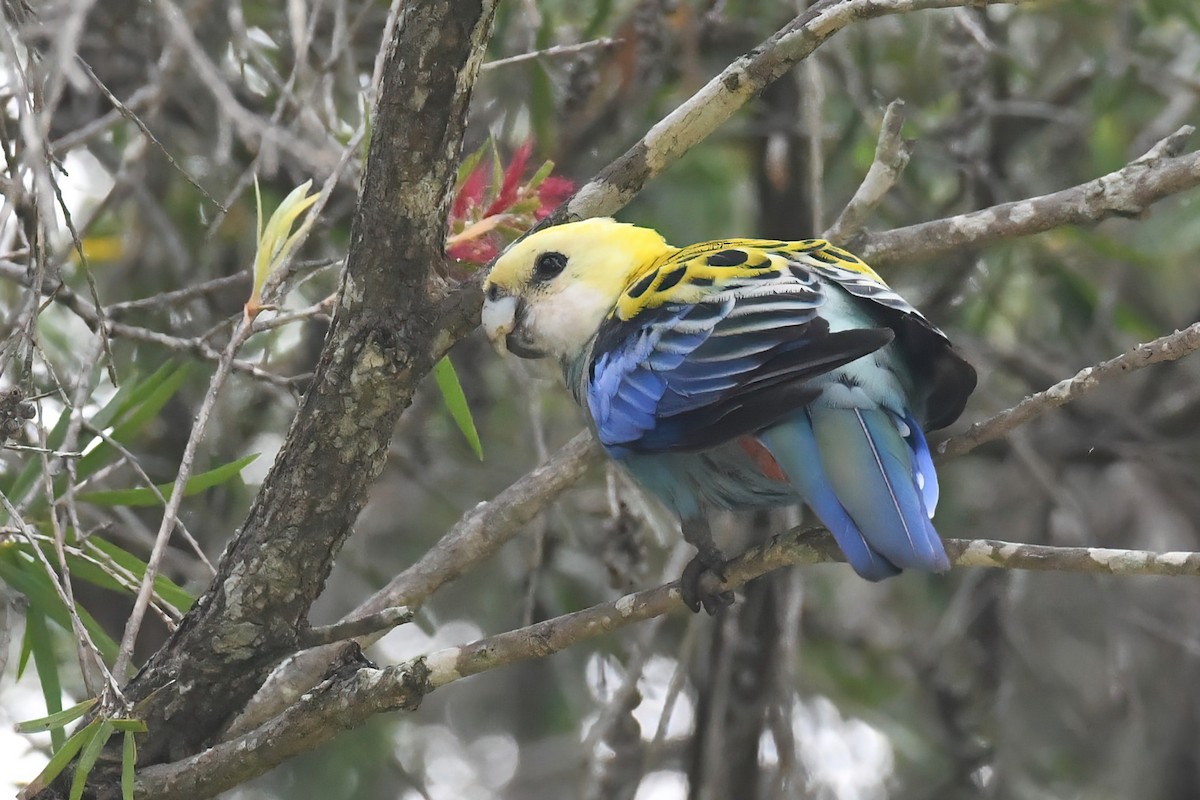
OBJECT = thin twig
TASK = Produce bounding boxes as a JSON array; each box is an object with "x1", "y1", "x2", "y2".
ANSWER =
[
  {"x1": 859, "y1": 125, "x2": 1200, "y2": 266},
  {"x1": 2, "y1": 443, "x2": 82, "y2": 456},
  {"x1": 107, "y1": 275, "x2": 249, "y2": 315},
  {"x1": 0, "y1": 260, "x2": 302, "y2": 389},
  {"x1": 48, "y1": 171, "x2": 117, "y2": 386},
  {"x1": 937, "y1": 321, "x2": 1200, "y2": 459},
  {"x1": 74, "y1": 55, "x2": 227, "y2": 212},
  {"x1": 823, "y1": 99, "x2": 911, "y2": 244},
  {"x1": 78, "y1": 423, "x2": 216, "y2": 575},
  {"x1": 112, "y1": 317, "x2": 255, "y2": 681},
  {"x1": 299, "y1": 607, "x2": 414, "y2": 648},
  {"x1": 480, "y1": 37, "x2": 619, "y2": 71}
]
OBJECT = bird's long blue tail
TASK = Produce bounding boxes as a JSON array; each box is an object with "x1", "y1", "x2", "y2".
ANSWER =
[{"x1": 757, "y1": 407, "x2": 949, "y2": 580}]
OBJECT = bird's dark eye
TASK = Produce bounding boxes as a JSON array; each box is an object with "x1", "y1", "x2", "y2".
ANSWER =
[
  {"x1": 533, "y1": 251, "x2": 568, "y2": 282},
  {"x1": 485, "y1": 283, "x2": 501, "y2": 302}
]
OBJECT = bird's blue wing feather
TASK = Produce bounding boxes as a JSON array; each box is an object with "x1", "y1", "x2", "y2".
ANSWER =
[{"x1": 585, "y1": 253, "x2": 892, "y2": 456}]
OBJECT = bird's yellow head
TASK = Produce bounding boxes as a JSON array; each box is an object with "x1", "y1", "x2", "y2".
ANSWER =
[{"x1": 481, "y1": 218, "x2": 672, "y2": 361}]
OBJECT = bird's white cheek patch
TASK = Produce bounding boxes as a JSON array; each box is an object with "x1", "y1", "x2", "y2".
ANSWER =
[{"x1": 526, "y1": 284, "x2": 614, "y2": 358}]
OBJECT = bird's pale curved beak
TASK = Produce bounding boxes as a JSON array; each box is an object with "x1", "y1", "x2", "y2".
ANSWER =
[
  {"x1": 481, "y1": 292, "x2": 519, "y2": 353},
  {"x1": 481, "y1": 290, "x2": 546, "y2": 359}
]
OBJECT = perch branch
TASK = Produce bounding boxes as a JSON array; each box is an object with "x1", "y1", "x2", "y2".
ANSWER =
[
  {"x1": 420, "y1": 532, "x2": 1200, "y2": 688},
  {"x1": 132, "y1": 528, "x2": 1200, "y2": 799}
]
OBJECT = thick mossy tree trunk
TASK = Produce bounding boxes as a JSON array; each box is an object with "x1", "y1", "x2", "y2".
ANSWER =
[{"x1": 54, "y1": 3, "x2": 500, "y2": 797}]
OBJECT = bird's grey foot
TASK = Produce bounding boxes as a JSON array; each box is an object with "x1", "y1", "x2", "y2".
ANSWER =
[
  {"x1": 680, "y1": 516, "x2": 734, "y2": 614},
  {"x1": 680, "y1": 549, "x2": 733, "y2": 614}
]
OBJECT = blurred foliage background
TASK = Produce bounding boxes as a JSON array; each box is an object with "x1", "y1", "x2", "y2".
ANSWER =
[{"x1": 3, "y1": 0, "x2": 1200, "y2": 798}]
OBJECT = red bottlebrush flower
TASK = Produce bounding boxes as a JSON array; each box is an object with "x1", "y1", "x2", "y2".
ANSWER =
[
  {"x1": 446, "y1": 139, "x2": 574, "y2": 266},
  {"x1": 447, "y1": 237, "x2": 498, "y2": 264},
  {"x1": 452, "y1": 162, "x2": 487, "y2": 220},
  {"x1": 535, "y1": 176, "x2": 575, "y2": 219},
  {"x1": 484, "y1": 141, "x2": 533, "y2": 217}
]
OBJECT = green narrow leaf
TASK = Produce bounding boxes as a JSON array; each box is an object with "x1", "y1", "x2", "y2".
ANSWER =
[
  {"x1": 85, "y1": 537, "x2": 195, "y2": 613},
  {"x1": 455, "y1": 140, "x2": 489, "y2": 188},
  {"x1": 121, "y1": 731, "x2": 136, "y2": 800},
  {"x1": 91, "y1": 361, "x2": 180, "y2": 433},
  {"x1": 15, "y1": 361, "x2": 183, "y2": 507},
  {"x1": 109, "y1": 718, "x2": 148, "y2": 734},
  {"x1": 526, "y1": 158, "x2": 556, "y2": 193},
  {"x1": 529, "y1": 17, "x2": 556, "y2": 150},
  {"x1": 254, "y1": 176, "x2": 265, "y2": 256},
  {"x1": 24, "y1": 608, "x2": 65, "y2": 751},
  {"x1": 71, "y1": 719, "x2": 115, "y2": 800},
  {"x1": 102, "y1": 363, "x2": 191, "y2": 443},
  {"x1": 15, "y1": 698, "x2": 98, "y2": 734},
  {"x1": 20, "y1": 718, "x2": 101, "y2": 799},
  {"x1": 75, "y1": 363, "x2": 192, "y2": 482},
  {"x1": 78, "y1": 452, "x2": 259, "y2": 508},
  {"x1": 17, "y1": 615, "x2": 32, "y2": 677},
  {"x1": 18, "y1": 534, "x2": 194, "y2": 615},
  {"x1": 433, "y1": 357, "x2": 483, "y2": 460},
  {"x1": 27, "y1": 361, "x2": 186, "y2": 505},
  {"x1": 0, "y1": 547, "x2": 120, "y2": 663}
]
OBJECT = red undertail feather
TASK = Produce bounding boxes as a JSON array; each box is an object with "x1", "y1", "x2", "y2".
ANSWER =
[{"x1": 738, "y1": 436, "x2": 788, "y2": 482}]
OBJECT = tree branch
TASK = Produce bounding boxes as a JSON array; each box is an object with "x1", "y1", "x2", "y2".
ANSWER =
[
  {"x1": 554, "y1": 0, "x2": 1032, "y2": 224},
  {"x1": 130, "y1": 528, "x2": 1200, "y2": 798},
  {"x1": 131, "y1": 657, "x2": 433, "y2": 800},
  {"x1": 420, "y1": 532, "x2": 1200, "y2": 689},
  {"x1": 299, "y1": 607, "x2": 414, "y2": 649},
  {"x1": 857, "y1": 125, "x2": 1200, "y2": 266},
  {"x1": 823, "y1": 99, "x2": 912, "y2": 244},
  {"x1": 226, "y1": 429, "x2": 601, "y2": 736},
  {"x1": 937, "y1": 320, "x2": 1200, "y2": 459}
]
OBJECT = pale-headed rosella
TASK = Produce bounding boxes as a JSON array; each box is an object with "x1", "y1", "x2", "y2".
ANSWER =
[{"x1": 481, "y1": 218, "x2": 976, "y2": 612}]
